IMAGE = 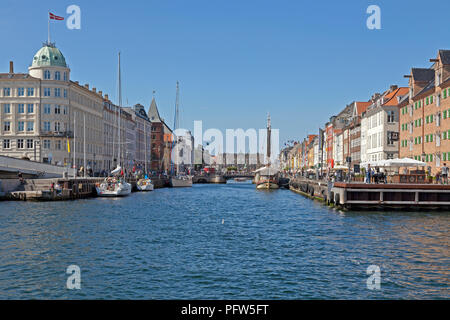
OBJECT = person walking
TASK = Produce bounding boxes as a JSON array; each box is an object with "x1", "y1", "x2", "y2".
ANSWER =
[{"x1": 442, "y1": 163, "x2": 449, "y2": 185}]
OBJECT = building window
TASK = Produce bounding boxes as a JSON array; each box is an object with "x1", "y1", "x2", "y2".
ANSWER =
[
  {"x1": 17, "y1": 139, "x2": 24, "y2": 149},
  {"x1": 27, "y1": 121, "x2": 34, "y2": 132},
  {"x1": 18, "y1": 104, "x2": 24, "y2": 113},
  {"x1": 55, "y1": 105, "x2": 61, "y2": 114},
  {"x1": 18, "y1": 121, "x2": 24, "y2": 131},
  {"x1": 55, "y1": 71, "x2": 61, "y2": 80},
  {"x1": 18, "y1": 87, "x2": 24, "y2": 96},
  {"x1": 44, "y1": 88, "x2": 51, "y2": 96},
  {"x1": 3, "y1": 88, "x2": 11, "y2": 96},
  {"x1": 55, "y1": 122, "x2": 61, "y2": 132},
  {"x1": 43, "y1": 140, "x2": 51, "y2": 149},
  {"x1": 3, "y1": 104, "x2": 10, "y2": 113},
  {"x1": 27, "y1": 88, "x2": 34, "y2": 96},
  {"x1": 54, "y1": 88, "x2": 61, "y2": 97},
  {"x1": 44, "y1": 104, "x2": 51, "y2": 114},
  {"x1": 55, "y1": 140, "x2": 61, "y2": 150},
  {"x1": 3, "y1": 139, "x2": 10, "y2": 149},
  {"x1": 64, "y1": 89, "x2": 67, "y2": 98},
  {"x1": 27, "y1": 103, "x2": 34, "y2": 113},
  {"x1": 4, "y1": 121, "x2": 11, "y2": 131},
  {"x1": 26, "y1": 139, "x2": 34, "y2": 149},
  {"x1": 387, "y1": 111, "x2": 395, "y2": 123},
  {"x1": 63, "y1": 72, "x2": 67, "y2": 81},
  {"x1": 44, "y1": 70, "x2": 51, "y2": 79},
  {"x1": 44, "y1": 121, "x2": 51, "y2": 132}
]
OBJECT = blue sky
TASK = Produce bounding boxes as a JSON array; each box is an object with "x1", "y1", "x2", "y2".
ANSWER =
[{"x1": 1, "y1": 0, "x2": 449, "y2": 146}]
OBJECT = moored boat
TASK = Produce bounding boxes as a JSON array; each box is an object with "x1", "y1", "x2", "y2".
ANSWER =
[
  {"x1": 255, "y1": 167, "x2": 279, "y2": 190},
  {"x1": 137, "y1": 178, "x2": 154, "y2": 191},
  {"x1": 254, "y1": 114, "x2": 279, "y2": 190},
  {"x1": 170, "y1": 174, "x2": 193, "y2": 187},
  {"x1": 96, "y1": 174, "x2": 132, "y2": 197}
]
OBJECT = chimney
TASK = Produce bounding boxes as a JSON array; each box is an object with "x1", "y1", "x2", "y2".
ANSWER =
[
  {"x1": 84, "y1": 84, "x2": 89, "y2": 89},
  {"x1": 9, "y1": 61, "x2": 13, "y2": 73},
  {"x1": 390, "y1": 85, "x2": 398, "y2": 92},
  {"x1": 105, "y1": 94, "x2": 109, "y2": 100},
  {"x1": 98, "y1": 90, "x2": 103, "y2": 96},
  {"x1": 92, "y1": 87, "x2": 96, "y2": 93}
]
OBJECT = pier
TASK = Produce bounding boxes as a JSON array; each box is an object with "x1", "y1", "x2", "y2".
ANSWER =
[
  {"x1": 0, "y1": 176, "x2": 170, "y2": 201},
  {"x1": 289, "y1": 177, "x2": 450, "y2": 210}
]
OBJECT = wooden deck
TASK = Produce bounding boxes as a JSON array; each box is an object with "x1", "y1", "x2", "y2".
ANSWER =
[{"x1": 332, "y1": 182, "x2": 450, "y2": 210}]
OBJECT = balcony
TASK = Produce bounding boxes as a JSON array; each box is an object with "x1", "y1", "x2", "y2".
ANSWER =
[{"x1": 40, "y1": 130, "x2": 74, "y2": 138}]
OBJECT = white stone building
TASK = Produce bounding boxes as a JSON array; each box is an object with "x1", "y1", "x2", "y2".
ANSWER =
[{"x1": 0, "y1": 42, "x2": 106, "y2": 172}]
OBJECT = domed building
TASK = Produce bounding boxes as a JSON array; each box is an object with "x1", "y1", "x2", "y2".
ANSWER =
[{"x1": 0, "y1": 42, "x2": 109, "y2": 173}]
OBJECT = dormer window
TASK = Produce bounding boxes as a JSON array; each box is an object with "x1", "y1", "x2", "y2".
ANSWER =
[{"x1": 44, "y1": 70, "x2": 51, "y2": 80}]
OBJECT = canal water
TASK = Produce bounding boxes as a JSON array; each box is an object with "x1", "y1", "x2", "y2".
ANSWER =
[{"x1": 0, "y1": 181, "x2": 448, "y2": 299}]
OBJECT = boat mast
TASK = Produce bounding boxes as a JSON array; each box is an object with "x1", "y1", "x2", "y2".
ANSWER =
[
  {"x1": 144, "y1": 121, "x2": 147, "y2": 174},
  {"x1": 117, "y1": 52, "x2": 122, "y2": 168},
  {"x1": 73, "y1": 111, "x2": 76, "y2": 177},
  {"x1": 173, "y1": 81, "x2": 180, "y2": 176},
  {"x1": 267, "y1": 113, "x2": 271, "y2": 166},
  {"x1": 83, "y1": 113, "x2": 86, "y2": 177}
]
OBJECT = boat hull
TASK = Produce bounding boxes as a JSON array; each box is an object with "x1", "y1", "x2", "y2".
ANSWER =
[
  {"x1": 256, "y1": 180, "x2": 279, "y2": 190},
  {"x1": 136, "y1": 179, "x2": 154, "y2": 191},
  {"x1": 170, "y1": 177, "x2": 193, "y2": 188},
  {"x1": 137, "y1": 184, "x2": 154, "y2": 191},
  {"x1": 96, "y1": 182, "x2": 132, "y2": 197}
]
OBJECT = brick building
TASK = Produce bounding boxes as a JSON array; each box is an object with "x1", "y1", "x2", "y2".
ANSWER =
[{"x1": 400, "y1": 50, "x2": 450, "y2": 174}]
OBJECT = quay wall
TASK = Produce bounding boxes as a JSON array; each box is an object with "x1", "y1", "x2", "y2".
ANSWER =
[{"x1": 289, "y1": 178, "x2": 329, "y2": 201}]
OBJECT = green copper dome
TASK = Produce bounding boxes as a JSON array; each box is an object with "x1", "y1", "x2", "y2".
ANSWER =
[{"x1": 31, "y1": 43, "x2": 67, "y2": 68}]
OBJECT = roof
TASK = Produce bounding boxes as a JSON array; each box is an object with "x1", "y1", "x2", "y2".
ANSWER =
[
  {"x1": 355, "y1": 101, "x2": 371, "y2": 115},
  {"x1": 0, "y1": 73, "x2": 38, "y2": 80},
  {"x1": 411, "y1": 68, "x2": 434, "y2": 82},
  {"x1": 148, "y1": 97, "x2": 162, "y2": 122},
  {"x1": 31, "y1": 43, "x2": 67, "y2": 68},
  {"x1": 415, "y1": 79, "x2": 435, "y2": 98},
  {"x1": 439, "y1": 50, "x2": 450, "y2": 65},
  {"x1": 382, "y1": 87, "x2": 409, "y2": 106}
]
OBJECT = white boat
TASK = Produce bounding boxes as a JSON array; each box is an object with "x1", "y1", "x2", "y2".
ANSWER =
[
  {"x1": 96, "y1": 176, "x2": 132, "y2": 197},
  {"x1": 96, "y1": 54, "x2": 133, "y2": 197},
  {"x1": 170, "y1": 174, "x2": 193, "y2": 188},
  {"x1": 169, "y1": 82, "x2": 193, "y2": 188},
  {"x1": 137, "y1": 178, "x2": 154, "y2": 191}
]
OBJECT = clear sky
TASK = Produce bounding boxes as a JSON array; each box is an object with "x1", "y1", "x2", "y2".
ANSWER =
[{"x1": 1, "y1": 0, "x2": 449, "y2": 147}]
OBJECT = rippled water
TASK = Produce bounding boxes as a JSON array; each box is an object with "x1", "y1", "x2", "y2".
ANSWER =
[{"x1": 0, "y1": 181, "x2": 448, "y2": 299}]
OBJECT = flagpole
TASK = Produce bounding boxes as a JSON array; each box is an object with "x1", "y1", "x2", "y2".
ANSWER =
[{"x1": 47, "y1": 10, "x2": 50, "y2": 44}]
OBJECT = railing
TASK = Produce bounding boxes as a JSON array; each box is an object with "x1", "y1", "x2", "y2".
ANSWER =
[{"x1": 40, "y1": 131, "x2": 74, "y2": 138}]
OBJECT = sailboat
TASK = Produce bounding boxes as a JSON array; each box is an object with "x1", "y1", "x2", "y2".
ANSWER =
[
  {"x1": 136, "y1": 122, "x2": 154, "y2": 191},
  {"x1": 255, "y1": 114, "x2": 279, "y2": 190},
  {"x1": 96, "y1": 52, "x2": 132, "y2": 197},
  {"x1": 169, "y1": 81, "x2": 193, "y2": 188}
]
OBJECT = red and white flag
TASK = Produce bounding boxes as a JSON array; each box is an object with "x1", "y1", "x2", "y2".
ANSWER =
[{"x1": 49, "y1": 12, "x2": 64, "y2": 21}]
